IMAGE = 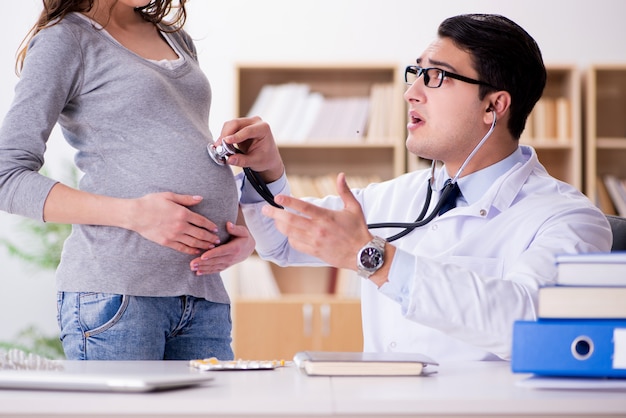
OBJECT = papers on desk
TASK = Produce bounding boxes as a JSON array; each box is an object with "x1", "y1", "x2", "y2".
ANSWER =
[
  {"x1": 517, "y1": 375, "x2": 626, "y2": 390},
  {"x1": 293, "y1": 351, "x2": 438, "y2": 376}
]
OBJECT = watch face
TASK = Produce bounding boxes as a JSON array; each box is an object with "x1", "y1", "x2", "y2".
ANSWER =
[{"x1": 360, "y1": 247, "x2": 383, "y2": 270}]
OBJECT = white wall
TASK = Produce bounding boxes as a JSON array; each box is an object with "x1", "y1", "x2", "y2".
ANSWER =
[{"x1": 1, "y1": 0, "x2": 625, "y2": 342}]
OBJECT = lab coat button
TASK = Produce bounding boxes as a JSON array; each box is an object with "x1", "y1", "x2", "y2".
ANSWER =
[
  {"x1": 479, "y1": 209, "x2": 487, "y2": 216},
  {"x1": 389, "y1": 341, "x2": 397, "y2": 349}
]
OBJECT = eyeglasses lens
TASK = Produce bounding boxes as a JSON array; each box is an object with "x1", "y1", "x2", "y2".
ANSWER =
[{"x1": 405, "y1": 67, "x2": 444, "y2": 88}]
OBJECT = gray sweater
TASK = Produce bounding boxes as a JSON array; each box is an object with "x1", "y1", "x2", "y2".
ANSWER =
[{"x1": 0, "y1": 13, "x2": 238, "y2": 302}]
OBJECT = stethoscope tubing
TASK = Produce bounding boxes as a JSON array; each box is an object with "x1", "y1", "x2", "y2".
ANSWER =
[{"x1": 368, "y1": 111, "x2": 497, "y2": 242}]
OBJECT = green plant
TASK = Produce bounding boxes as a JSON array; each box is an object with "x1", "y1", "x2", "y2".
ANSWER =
[
  {"x1": 0, "y1": 216, "x2": 68, "y2": 359},
  {"x1": 0, "y1": 166, "x2": 76, "y2": 270},
  {"x1": 0, "y1": 326, "x2": 65, "y2": 360},
  {"x1": 0, "y1": 166, "x2": 77, "y2": 359},
  {"x1": 0, "y1": 221, "x2": 71, "y2": 270}
]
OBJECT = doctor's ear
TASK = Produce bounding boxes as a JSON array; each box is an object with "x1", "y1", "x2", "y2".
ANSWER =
[{"x1": 485, "y1": 91, "x2": 511, "y2": 114}]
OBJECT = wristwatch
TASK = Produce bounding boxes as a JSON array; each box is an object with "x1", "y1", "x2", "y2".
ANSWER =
[{"x1": 356, "y1": 236, "x2": 386, "y2": 278}]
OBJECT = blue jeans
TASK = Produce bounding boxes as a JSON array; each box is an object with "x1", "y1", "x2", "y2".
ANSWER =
[{"x1": 57, "y1": 292, "x2": 233, "y2": 360}]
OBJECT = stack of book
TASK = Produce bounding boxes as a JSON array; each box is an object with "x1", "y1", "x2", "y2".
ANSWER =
[
  {"x1": 287, "y1": 173, "x2": 382, "y2": 199},
  {"x1": 521, "y1": 97, "x2": 572, "y2": 144},
  {"x1": 245, "y1": 82, "x2": 398, "y2": 144},
  {"x1": 511, "y1": 252, "x2": 626, "y2": 378}
]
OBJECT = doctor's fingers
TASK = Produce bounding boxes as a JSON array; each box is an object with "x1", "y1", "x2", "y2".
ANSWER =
[
  {"x1": 262, "y1": 203, "x2": 319, "y2": 240},
  {"x1": 268, "y1": 208, "x2": 339, "y2": 256},
  {"x1": 267, "y1": 195, "x2": 354, "y2": 242},
  {"x1": 335, "y1": 173, "x2": 362, "y2": 215},
  {"x1": 271, "y1": 194, "x2": 335, "y2": 220},
  {"x1": 219, "y1": 116, "x2": 263, "y2": 139},
  {"x1": 221, "y1": 117, "x2": 275, "y2": 152}
]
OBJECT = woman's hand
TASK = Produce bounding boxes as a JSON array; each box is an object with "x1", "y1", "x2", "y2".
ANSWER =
[
  {"x1": 42, "y1": 183, "x2": 221, "y2": 256},
  {"x1": 128, "y1": 192, "x2": 221, "y2": 255}
]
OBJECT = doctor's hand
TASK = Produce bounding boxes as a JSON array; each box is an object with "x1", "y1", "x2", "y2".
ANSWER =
[
  {"x1": 261, "y1": 173, "x2": 373, "y2": 271},
  {"x1": 189, "y1": 221, "x2": 256, "y2": 276},
  {"x1": 217, "y1": 116, "x2": 285, "y2": 183}
]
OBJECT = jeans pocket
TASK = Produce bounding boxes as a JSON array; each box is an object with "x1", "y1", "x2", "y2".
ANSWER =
[{"x1": 78, "y1": 292, "x2": 129, "y2": 338}]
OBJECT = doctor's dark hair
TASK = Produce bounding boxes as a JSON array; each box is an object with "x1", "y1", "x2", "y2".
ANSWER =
[
  {"x1": 438, "y1": 14, "x2": 546, "y2": 140},
  {"x1": 16, "y1": 0, "x2": 187, "y2": 76}
]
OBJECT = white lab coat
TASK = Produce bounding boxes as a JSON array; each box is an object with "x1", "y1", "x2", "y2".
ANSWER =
[{"x1": 239, "y1": 146, "x2": 612, "y2": 361}]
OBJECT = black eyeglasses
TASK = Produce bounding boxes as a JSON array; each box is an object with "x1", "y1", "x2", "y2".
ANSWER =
[{"x1": 405, "y1": 65, "x2": 496, "y2": 89}]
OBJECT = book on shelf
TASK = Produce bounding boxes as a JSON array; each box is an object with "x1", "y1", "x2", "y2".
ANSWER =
[
  {"x1": 246, "y1": 83, "x2": 311, "y2": 143},
  {"x1": 603, "y1": 174, "x2": 626, "y2": 216},
  {"x1": 537, "y1": 286, "x2": 626, "y2": 319},
  {"x1": 312, "y1": 174, "x2": 337, "y2": 197},
  {"x1": 555, "y1": 252, "x2": 626, "y2": 286},
  {"x1": 232, "y1": 255, "x2": 281, "y2": 299},
  {"x1": 307, "y1": 96, "x2": 370, "y2": 142},
  {"x1": 555, "y1": 97, "x2": 571, "y2": 142},
  {"x1": 245, "y1": 82, "x2": 377, "y2": 144},
  {"x1": 288, "y1": 174, "x2": 382, "y2": 199},
  {"x1": 365, "y1": 82, "x2": 396, "y2": 142},
  {"x1": 345, "y1": 174, "x2": 382, "y2": 189},
  {"x1": 280, "y1": 90, "x2": 322, "y2": 143},
  {"x1": 292, "y1": 351, "x2": 438, "y2": 376},
  {"x1": 595, "y1": 176, "x2": 617, "y2": 215},
  {"x1": 288, "y1": 175, "x2": 321, "y2": 198},
  {"x1": 519, "y1": 110, "x2": 534, "y2": 143},
  {"x1": 528, "y1": 97, "x2": 572, "y2": 143},
  {"x1": 539, "y1": 97, "x2": 557, "y2": 139}
]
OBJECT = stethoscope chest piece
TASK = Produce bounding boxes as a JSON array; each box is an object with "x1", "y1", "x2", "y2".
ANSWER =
[{"x1": 207, "y1": 142, "x2": 238, "y2": 166}]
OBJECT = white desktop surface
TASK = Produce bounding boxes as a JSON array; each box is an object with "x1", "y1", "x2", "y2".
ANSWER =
[{"x1": 0, "y1": 360, "x2": 625, "y2": 417}]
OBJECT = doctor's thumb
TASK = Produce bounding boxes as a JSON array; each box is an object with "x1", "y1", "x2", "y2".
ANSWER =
[{"x1": 336, "y1": 173, "x2": 359, "y2": 211}]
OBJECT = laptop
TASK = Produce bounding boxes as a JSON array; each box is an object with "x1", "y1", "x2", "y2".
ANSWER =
[{"x1": 0, "y1": 360, "x2": 213, "y2": 393}]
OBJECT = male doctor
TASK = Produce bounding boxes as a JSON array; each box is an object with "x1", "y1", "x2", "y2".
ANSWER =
[{"x1": 204, "y1": 14, "x2": 611, "y2": 361}]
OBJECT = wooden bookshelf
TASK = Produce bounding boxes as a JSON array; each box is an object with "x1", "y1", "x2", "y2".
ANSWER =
[
  {"x1": 236, "y1": 63, "x2": 407, "y2": 179},
  {"x1": 519, "y1": 65, "x2": 582, "y2": 190},
  {"x1": 585, "y1": 64, "x2": 626, "y2": 215},
  {"x1": 233, "y1": 296, "x2": 363, "y2": 360}
]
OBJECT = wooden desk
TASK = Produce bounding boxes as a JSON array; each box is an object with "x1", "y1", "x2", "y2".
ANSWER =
[{"x1": 0, "y1": 361, "x2": 624, "y2": 417}]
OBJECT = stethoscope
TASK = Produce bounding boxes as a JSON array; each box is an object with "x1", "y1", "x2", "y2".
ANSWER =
[
  {"x1": 208, "y1": 110, "x2": 497, "y2": 242},
  {"x1": 368, "y1": 110, "x2": 497, "y2": 241}
]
